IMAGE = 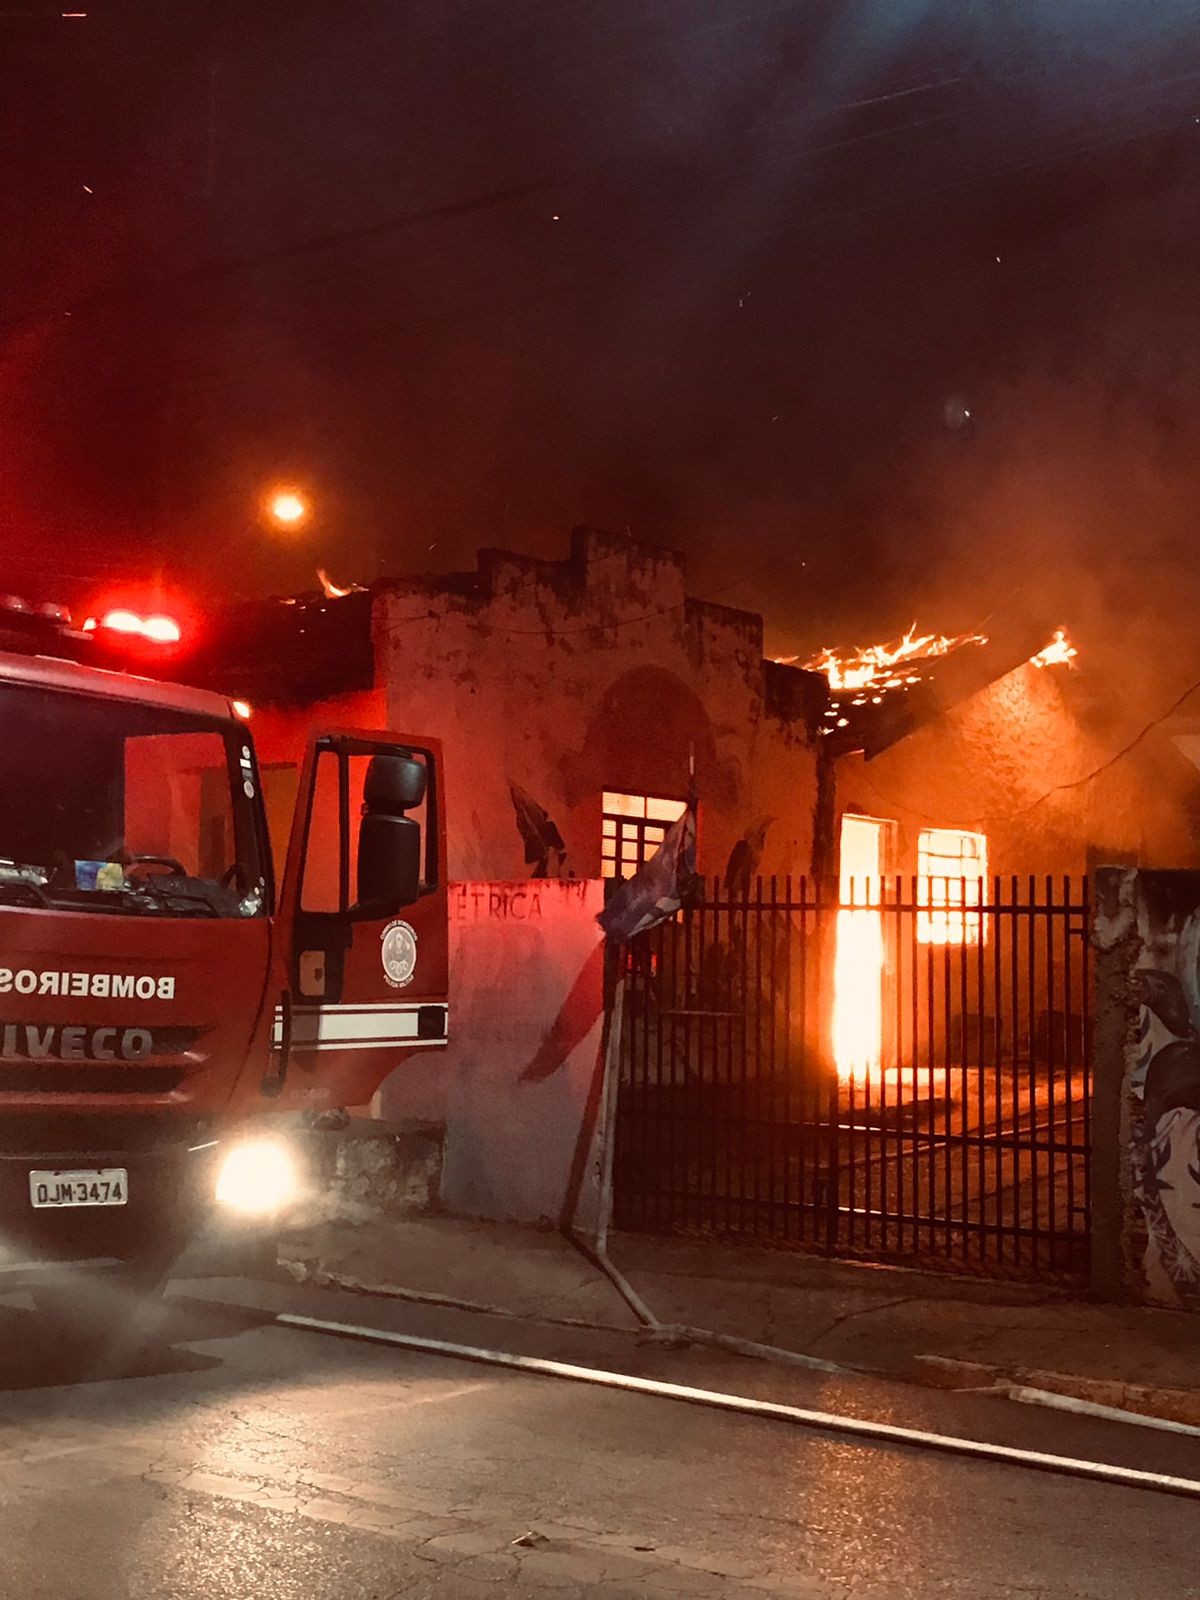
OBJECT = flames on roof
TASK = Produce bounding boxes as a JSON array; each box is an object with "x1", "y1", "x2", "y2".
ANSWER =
[
  {"x1": 1030, "y1": 628, "x2": 1078, "y2": 669},
  {"x1": 797, "y1": 624, "x2": 988, "y2": 692},
  {"x1": 776, "y1": 623, "x2": 1078, "y2": 737},
  {"x1": 317, "y1": 568, "x2": 366, "y2": 599}
]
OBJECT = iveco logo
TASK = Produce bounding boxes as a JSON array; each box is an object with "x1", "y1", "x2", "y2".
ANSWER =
[{"x1": 0, "y1": 1024, "x2": 153, "y2": 1061}]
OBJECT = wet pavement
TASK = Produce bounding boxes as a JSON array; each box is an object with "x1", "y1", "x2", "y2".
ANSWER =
[{"x1": 0, "y1": 1276, "x2": 1196, "y2": 1599}]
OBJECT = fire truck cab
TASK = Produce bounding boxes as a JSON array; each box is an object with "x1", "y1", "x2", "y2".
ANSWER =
[{"x1": 0, "y1": 600, "x2": 447, "y2": 1324}]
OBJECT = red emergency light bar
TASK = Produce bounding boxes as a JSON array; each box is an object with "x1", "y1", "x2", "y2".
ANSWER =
[
  {"x1": 0, "y1": 593, "x2": 185, "y2": 668},
  {"x1": 82, "y1": 608, "x2": 183, "y2": 645},
  {"x1": 0, "y1": 595, "x2": 71, "y2": 626}
]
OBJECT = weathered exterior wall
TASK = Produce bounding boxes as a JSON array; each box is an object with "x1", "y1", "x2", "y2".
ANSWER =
[
  {"x1": 835, "y1": 663, "x2": 1200, "y2": 880},
  {"x1": 1093, "y1": 867, "x2": 1200, "y2": 1308},
  {"x1": 376, "y1": 528, "x2": 821, "y2": 884},
  {"x1": 380, "y1": 878, "x2": 607, "y2": 1227}
]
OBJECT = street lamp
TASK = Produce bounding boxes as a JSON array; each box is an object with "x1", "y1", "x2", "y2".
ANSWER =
[{"x1": 267, "y1": 489, "x2": 309, "y2": 529}]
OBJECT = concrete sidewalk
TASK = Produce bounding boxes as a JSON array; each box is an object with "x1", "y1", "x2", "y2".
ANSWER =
[{"x1": 274, "y1": 1213, "x2": 1200, "y2": 1425}]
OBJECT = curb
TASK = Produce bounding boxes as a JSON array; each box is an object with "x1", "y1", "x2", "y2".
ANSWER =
[
  {"x1": 910, "y1": 1353, "x2": 1200, "y2": 1429},
  {"x1": 277, "y1": 1245, "x2": 1200, "y2": 1435}
]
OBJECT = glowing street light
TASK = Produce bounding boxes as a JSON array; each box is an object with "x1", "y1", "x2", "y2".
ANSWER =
[{"x1": 267, "y1": 489, "x2": 309, "y2": 528}]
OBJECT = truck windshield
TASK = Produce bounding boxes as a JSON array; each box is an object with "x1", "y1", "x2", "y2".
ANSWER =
[{"x1": 0, "y1": 681, "x2": 268, "y2": 919}]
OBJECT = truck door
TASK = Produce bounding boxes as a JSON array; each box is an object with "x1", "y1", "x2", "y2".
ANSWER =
[{"x1": 257, "y1": 730, "x2": 448, "y2": 1113}]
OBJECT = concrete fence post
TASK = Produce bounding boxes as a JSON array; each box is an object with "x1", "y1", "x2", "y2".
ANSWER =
[
  {"x1": 1090, "y1": 867, "x2": 1139, "y2": 1300},
  {"x1": 1091, "y1": 866, "x2": 1200, "y2": 1311}
]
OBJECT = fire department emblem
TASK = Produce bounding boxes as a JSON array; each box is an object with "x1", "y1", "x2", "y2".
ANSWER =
[{"x1": 380, "y1": 920, "x2": 418, "y2": 988}]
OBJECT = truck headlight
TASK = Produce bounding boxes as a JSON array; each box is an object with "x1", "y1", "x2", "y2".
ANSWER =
[{"x1": 215, "y1": 1138, "x2": 298, "y2": 1216}]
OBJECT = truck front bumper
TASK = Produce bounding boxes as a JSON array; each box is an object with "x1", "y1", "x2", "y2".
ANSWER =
[{"x1": 0, "y1": 1139, "x2": 221, "y2": 1280}]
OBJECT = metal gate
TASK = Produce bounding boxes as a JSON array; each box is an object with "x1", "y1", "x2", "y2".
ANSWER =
[{"x1": 612, "y1": 875, "x2": 1092, "y2": 1281}]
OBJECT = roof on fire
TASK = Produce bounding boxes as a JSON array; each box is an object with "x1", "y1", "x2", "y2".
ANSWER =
[{"x1": 816, "y1": 617, "x2": 1063, "y2": 759}]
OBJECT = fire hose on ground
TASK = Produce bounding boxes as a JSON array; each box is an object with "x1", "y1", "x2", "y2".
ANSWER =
[{"x1": 276, "y1": 1310, "x2": 1200, "y2": 1504}]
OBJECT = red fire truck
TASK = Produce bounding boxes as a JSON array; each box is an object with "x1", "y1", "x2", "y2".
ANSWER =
[{"x1": 0, "y1": 596, "x2": 447, "y2": 1325}]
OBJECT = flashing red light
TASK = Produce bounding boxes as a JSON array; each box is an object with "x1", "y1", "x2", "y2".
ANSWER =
[
  {"x1": 141, "y1": 614, "x2": 182, "y2": 644},
  {"x1": 101, "y1": 609, "x2": 143, "y2": 635},
  {"x1": 97, "y1": 609, "x2": 183, "y2": 645}
]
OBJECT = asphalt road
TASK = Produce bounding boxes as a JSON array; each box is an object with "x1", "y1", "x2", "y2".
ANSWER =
[{"x1": 0, "y1": 1275, "x2": 1196, "y2": 1600}]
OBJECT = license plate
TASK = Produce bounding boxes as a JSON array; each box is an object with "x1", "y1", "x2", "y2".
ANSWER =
[{"x1": 29, "y1": 1169, "x2": 128, "y2": 1209}]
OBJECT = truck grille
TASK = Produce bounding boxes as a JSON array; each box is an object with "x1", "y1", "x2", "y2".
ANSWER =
[
  {"x1": 0, "y1": 1113, "x2": 211, "y2": 1155},
  {"x1": 0, "y1": 1066, "x2": 183, "y2": 1095}
]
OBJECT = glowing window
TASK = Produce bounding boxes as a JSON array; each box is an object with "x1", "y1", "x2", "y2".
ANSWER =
[
  {"x1": 918, "y1": 828, "x2": 987, "y2": 946},
  {"x1": 601, "y1": 791, "x2": 687, "y2": 880}
]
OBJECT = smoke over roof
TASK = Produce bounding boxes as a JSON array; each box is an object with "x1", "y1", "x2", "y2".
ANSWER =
[{"x1": 2, "y1": 0, "x2": 1199, "y2": 721}]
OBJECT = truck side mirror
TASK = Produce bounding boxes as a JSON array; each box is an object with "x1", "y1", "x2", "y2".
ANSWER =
[{"x1": 355, "y1": 753, "x2": 424, "y2": 912}]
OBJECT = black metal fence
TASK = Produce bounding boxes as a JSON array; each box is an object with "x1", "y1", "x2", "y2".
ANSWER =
[{"x1": 612, "y1": 876, "x2": 1092, "y2": 1281}]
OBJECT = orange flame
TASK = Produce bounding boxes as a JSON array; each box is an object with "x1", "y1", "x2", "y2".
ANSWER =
[
  {"x1": 834, "y1": 902, "x2": 884, "y2": 1083},
  {"x1": 1030, "y1": 629, "x2": 1077, "y2": 669},
  {"x1": 833, "y1": 816, "x2": 885, "y2": 1083},
  {"x1": 802, "y1": 624, "x2": 988, "y2": 692},
  {"x1": 317, "y1": 568, "x2": 364, "y2": 599}
]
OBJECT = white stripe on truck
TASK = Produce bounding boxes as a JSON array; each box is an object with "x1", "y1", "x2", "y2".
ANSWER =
[{"x1": 272, "y1": 1001, "x2": 448, "y2": 1051}]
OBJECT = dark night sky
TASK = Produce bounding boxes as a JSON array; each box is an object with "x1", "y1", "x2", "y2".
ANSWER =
[{"x1": 3, "y1": 0, "x2": 1200, "y2": 678}]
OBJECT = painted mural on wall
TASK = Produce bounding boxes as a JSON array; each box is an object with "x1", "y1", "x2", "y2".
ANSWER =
[{"x1": 1098, "y1": 868, "x2": 1200, "y2": 1307}]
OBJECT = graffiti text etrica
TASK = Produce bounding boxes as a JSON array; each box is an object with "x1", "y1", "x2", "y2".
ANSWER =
[{"x1": 452, "y1": 884, "x2": 545, "y2": 922}]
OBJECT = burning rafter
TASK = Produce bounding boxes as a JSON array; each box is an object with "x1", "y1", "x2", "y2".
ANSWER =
[
  {"x1": 778, "y1": 622, "x2": 1079, "y2": 737},
  {"x1": 800, "y1": 624, "x2": 988, "y2": 692},
  {"x1": 775, "y1": 624, "x2": 989, "y2": 731}
]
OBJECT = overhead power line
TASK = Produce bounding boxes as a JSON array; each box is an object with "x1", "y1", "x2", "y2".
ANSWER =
[
  {"x1": 37, "y1": 39, "x2": 1200, "y2": 423},
  {"x1": 0, "y1": 173, "x2": 562, "y2": 343},
  {"x1": 850, "y1": 661, "x2": 1200, "y2": 827},
  {"x1": 6, "y1": 28, "x2": 1195, "y2": 391},
  {"x1": 1016, "y1": 672, "x2": 1200, "y2": 818}
]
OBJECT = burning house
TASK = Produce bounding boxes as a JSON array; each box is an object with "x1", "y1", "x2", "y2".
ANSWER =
[
  {"x1": 185, "y1": 529, "x2": 1200, "y2": 895},
  {"x1": 180, "y1": 530, "x2": 1200, "y2": 1285},
  {"x1": 814, "y1": 622, "x2": 1200, "y2": 885}
]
